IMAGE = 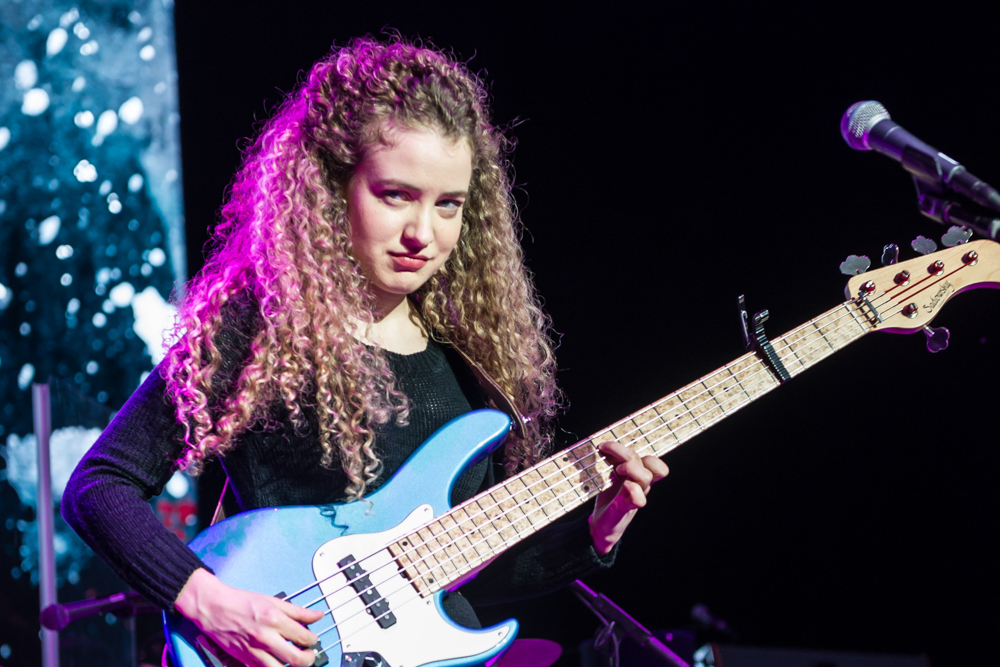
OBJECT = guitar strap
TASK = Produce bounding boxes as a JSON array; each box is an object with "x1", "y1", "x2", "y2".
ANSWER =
[{"x1": 208, "y1": 341, "x2": 524, "y2": 527}]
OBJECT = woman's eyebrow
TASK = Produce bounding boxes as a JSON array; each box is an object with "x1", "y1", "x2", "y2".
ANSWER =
[{"x1": 375, "y1": 179, "x2": 467, "y2": 198}]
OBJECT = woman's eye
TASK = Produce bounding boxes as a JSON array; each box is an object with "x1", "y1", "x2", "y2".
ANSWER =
[
  {"x1": 383, "y1": 190, "x2": 407, "y2": 202},
  {"x1": 438, "y1": 199, "x2": 463, "y2": 210}
]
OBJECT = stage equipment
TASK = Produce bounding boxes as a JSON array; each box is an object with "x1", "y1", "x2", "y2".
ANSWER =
[
  {"x1": 571, "y1": 580, "x2": 688, "y2": 667},
  {"x1": 164, "y1": 241, "x2": 1000, "y2": 667},
  {"x1": 841, "y1": 100, "x2": 1000, "y2": 213},
  {"x1": 693, "y1": 644, "x2": 928, "y2": 666},
  {"x1": 841, "y1": 101, "x2": 1000, "y2": 241},
  {"x1": 40, "y1": 590, "x2": 158, "y2": 632}
]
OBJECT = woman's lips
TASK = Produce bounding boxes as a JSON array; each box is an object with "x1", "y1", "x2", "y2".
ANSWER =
[{"x1": 390, "y1": 254, "x2": 428, "y2": 271}]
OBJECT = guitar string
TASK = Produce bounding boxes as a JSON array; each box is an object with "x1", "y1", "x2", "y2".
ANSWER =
[
  {"x1": 289, "y1": 282, "x2": 958, "y2": 660},
  {"x1": 296, "y1": 261, "x2": 976, "y2": 655},
  {"x1": 284, "y1": 294, "x2": 891, "y2": 613},
  {"x1": 284, "y1": 260, "x2": 965, "y2": 612},
  {"x1": 283, "y1": 295, "x2": 894, "y2": 640},
  {"x1": 290, "y1": 296, "x2": 899, "y2": 658}
]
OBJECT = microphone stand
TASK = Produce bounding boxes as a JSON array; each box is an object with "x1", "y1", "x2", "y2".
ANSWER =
[
  {"x1": 570, "y1": 580, "x2": 688, "y2": 667},
  {"x1": 913, "y1": 178, "x2": 1000, "y2": 241},
  {"x1": 40, "y1": 590, "x2": 159, "y2": 631}
]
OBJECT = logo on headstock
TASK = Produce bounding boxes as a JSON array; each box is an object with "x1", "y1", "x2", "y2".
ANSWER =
[{"x1": 923, "y1": 281, "x2": 953, "y2": 312}]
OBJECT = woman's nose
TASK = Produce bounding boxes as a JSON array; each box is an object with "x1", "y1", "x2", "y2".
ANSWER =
[{"x1": 402, "y1": 205, "x2": 435, "y2": 248}]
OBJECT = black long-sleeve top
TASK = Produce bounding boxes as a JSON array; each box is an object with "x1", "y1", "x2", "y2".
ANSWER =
[{"x1": 61, "y1": 298, "x2": 614, "y2": 628}]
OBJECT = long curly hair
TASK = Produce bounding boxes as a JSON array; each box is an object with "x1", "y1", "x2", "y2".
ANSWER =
[{"x1": 164, "y1": 37, "x2": 564, "y2": 499}]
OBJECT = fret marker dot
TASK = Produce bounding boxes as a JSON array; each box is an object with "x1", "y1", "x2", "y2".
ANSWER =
[
  {"x1": 583, "y1": 485, "x2": 590, "y2": 491},
  {"x1": 402, "y1": 541, "x2": 408, "y2": 546},
  {"x1": 562, "y1": 456, "x2": 568, "y2": 461}
]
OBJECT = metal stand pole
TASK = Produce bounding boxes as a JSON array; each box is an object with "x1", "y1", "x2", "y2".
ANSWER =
[{"x1": 33, "y1": 383, "x2": 60, "y2": 667}]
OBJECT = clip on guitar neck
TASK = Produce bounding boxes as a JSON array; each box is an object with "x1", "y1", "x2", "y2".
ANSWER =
[{"x1": 738, "y1": 295, "x2": 791, "y2": 384}]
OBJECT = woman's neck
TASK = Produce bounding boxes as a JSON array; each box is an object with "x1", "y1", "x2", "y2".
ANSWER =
[{"x1": 365, "y1": 296, "x2": 428, "y2": 355}]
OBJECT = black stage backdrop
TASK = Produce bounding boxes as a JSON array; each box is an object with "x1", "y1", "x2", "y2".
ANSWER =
[{"x1": 175, "y1": 4, "x2": 1000, "y2": 666}]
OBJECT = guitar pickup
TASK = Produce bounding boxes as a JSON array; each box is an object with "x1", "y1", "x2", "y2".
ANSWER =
[{"x1": 338, "y1": 555, "x2": 397, "y2": 629}]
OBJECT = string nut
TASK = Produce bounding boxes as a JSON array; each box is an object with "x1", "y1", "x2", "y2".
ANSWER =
[
  {"x1": 894, "y1": 270, "x2": 911, "y2": 285},
  {"x1": 929, "y1": 260, "x2": 945, "y2": 276},
  {"x1": 902, "y1": 303, "x2": 919, "y2": 319},
  {"x1": 963, "y1": 250, "x2": 979, "y2": 265}
]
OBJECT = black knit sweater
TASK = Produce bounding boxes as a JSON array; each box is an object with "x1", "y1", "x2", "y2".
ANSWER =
[{"x1": 61, "y1": 302, "x2": 614, "y2": 629}]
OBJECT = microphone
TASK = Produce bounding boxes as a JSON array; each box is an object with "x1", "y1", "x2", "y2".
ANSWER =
[{"x1": 840, "y1": 101, "x2": 1000, "y2": 214}]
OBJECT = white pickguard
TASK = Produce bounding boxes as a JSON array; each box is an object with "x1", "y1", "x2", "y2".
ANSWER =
[{"x1": 312, "y1": 505, "x2": 512, "y2": 667}]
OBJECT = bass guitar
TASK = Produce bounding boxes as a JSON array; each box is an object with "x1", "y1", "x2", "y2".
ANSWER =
[{"x1": 167, "y1": 240, "x2": 1000, "y2": 667}]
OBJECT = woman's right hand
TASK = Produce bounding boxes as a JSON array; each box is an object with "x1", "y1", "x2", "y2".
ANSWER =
[{"x1": 174, "y1": 567, "x2": 325, "y2": 667}]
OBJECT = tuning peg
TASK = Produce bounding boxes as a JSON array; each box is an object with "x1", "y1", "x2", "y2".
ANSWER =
[
  {"x1": 941, "y1": 225, "x2": 973, "y2": 247},
  {"x1": 911, "y1": 235, "x2": 938, "y2": 255},
  {"x1": 923, "y1": 325, "x2": 950, "y2": 353},
  {"x1": 839, "y1": 254, "x2": 871, "y2": 276},
  {"x1": 881, "y1": 243, "x2": 899, "y2": 266}
]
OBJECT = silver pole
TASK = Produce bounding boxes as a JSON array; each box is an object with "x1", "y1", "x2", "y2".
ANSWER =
[{"x1": 32, "y1": 383, "x2": 60, "y2": 667}]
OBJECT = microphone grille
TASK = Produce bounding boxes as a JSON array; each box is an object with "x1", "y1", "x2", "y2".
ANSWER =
[{"x1": 840, "y1": 100, "x2": 890, "y2": 151}]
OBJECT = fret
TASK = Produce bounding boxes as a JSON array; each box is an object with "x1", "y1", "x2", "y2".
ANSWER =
[
  {"x1": 436, "y1": 512, "x2": 475, "y2": 567},
  {"x1": 489, "y1": 487, "x2": 530, "y2": 538},
  {"x1": 705, "y1": 365, "x2": 749, "y2": 416},
  {"x1": 563, "y1": 439, "x2": 607, "y2": 494}
]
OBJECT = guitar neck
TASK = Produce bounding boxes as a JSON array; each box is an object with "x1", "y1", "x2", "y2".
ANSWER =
[{"x1": 390, "y1": 299, "x2": 875, "y2": 594}]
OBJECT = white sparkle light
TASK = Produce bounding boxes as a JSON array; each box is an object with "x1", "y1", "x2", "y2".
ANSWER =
[
  {"x1": 86, "y1": 361, "x2": 98, "y2": 375},
  {"x1": 147, "y1": 247, "x2": 166, "y2": 267},
  {"x1": 132, "y1": 286, "x2": 176, "y2": 364},
  {"x1": 0, "y1": 283, "x2": 11, "y2": 311},
  {"x1": 14, "y1": 60, "x2": 38, "y2": 90},
  {"x1": 93, "y1": 110, "x2": 117, "y2": 144},
  {"x1": 0, "y1": 127, "x2": 10, "y2": 151},
  {"x1": 56, "y1": 244, "x2": 74, "y2": 259},
  {"x1": 73, "y1": 23, "x2": 90, "y2": 39},
  {"x1": 137, "y1": 26, "x2": 153, "y2": 42},
  {"x1": 66, "y1": 298, "x2": 80, "y2": 314},
  {"x1": 92, "y1": 312, "x2": 107, "y2": 327},
  {"x1": 38, "y1": 215, "x2": 61, "y2": 245},
  {"x1": 22, "y1": 88, "x2": 50, "y2": 116},
  {"x1": 46, "y1": 28, "x2": 68, "y2": 56},
  {"x1": 17, "y1": 364, "x2": 35, "y2": 390},
  {"x1": 99, "y1": 180, "x2": 112, "y2": 196},
  {"x1": 59, "y1": 8, "x2": 79, "y2": 28},
  {"x1": 165, "y1": 471, "x2": 190, "y2": 498},
  {"x1": 108, "y1": 200, "x2": 122, "y2": 214},
  {"x1": 74, "y1": 110, "x2": 94, "y2": 128},
  {"x1": 71, "y1": 76, "x2": 86, "y2": 92},
  {"x1": 118, "y1": 97, "x2": 143, "y2": 124},
  {"x1": 109, "y1": 282, "x2": 135, "y2": 307},
  {"x1": 15, "y1": 263, "x2": 27, "y2": 277},
  {"x1": 2, "y1": 426, "x2": 102, "y2": 508},
  {"x1": 102, "y1": 299, "x2": 114, "y2": 313},
  {"x1": 73, "y1": 159, "x2": 97, "y2": 182},
  {"x1": 79, "y1": 40, "x2": 99, "y2": 56},
  {"x1": 165, "y1": 169, "x2": 177, "y2": 183},
  {"x1": 96, "y1": 267, "x2": 112, "y2": 284},
  {"x1": 60, "y1": 273, "x2": 72, "y2": 286},
  {"x1": 128, "y1": 173, "x2": 144, "y2": 192},
  {"x1": 139, "y1": 45, "x2": 156, "y2": 61}
]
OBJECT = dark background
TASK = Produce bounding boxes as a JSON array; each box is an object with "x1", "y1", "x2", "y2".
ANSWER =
[{"x1": 173, "y1": 3, "x2": 1000, "y2": 666}]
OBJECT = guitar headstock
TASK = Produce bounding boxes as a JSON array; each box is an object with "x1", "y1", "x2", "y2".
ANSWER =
[{"x1": 844, "y1": 239, "x2": 1000, "y2": 334}]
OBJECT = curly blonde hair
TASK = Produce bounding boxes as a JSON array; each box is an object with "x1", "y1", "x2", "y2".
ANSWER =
[{"x1": 165, "y1": 37, "x2": 563, "y2": 499}]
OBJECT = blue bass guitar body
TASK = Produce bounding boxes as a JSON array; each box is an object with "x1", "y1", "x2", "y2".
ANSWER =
[{"x1": 165, "y1": 409, "x2": 518, "y2": 667}]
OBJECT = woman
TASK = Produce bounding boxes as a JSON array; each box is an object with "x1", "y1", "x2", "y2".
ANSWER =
[{"x1": 63, "y1": 37, "x2": 667, "y2": 667}]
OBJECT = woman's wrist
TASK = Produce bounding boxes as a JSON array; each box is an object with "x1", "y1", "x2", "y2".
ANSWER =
[{"x1": 174, "y1": 567, "x2": 217, "y2": 621}]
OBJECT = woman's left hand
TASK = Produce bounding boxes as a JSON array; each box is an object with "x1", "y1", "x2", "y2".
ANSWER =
[{"x1": 588, "y1": 440, "x2": 669, "y2": 555}]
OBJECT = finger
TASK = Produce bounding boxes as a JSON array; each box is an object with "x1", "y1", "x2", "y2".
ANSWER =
[
  {"x1": 609, "y1": 480, "x2": 647, "y2": 512},
  {"x1": 597, "y1": 440, "x2": 639, "y2": 464},
  {"x1": 246, "y1": 644, "x2": 287, "y2": 667},
  {"x1": 270, "y1": 603, "x2": 321, "y2": 649},
  {"x1": 641, "y1": 456, "x2": 669, "y2": 482},
  {"x1": 615, "y1": 459, "x2": 654, "y2": 492},
  {"x1": 275, "y1": 598, "x2": 325, "y2": 628}
]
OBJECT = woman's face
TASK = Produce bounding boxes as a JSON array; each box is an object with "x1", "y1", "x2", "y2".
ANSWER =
[{"x1": 346, "y1": 124, "x2": 473, "y2": 312}]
